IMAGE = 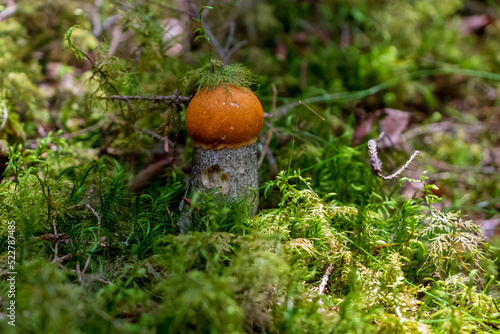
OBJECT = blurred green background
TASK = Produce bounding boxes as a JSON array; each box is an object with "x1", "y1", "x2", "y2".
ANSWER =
[{"x1": 2, "y1": 0, "x2": 500, "y2": 220}]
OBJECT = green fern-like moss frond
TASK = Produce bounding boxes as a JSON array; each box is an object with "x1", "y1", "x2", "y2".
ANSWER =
[{"x1": 182, "y1": 59, "x2": 258, "y2": 94}]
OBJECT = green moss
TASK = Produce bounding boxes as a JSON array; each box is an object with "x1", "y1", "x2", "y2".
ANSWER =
[
  {"x1": 182, "y1": 59, "x2": 258, "y2": 94},
  {"x1": 2, "y1": 1, "x2": 500, "y2": 332}
]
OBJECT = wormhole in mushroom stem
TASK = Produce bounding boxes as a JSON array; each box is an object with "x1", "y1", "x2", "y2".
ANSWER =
[{"x1": 202, "y1": 164, "x2": 230, "y2": 194}]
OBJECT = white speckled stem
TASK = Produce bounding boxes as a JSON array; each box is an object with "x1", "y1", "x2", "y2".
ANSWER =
[{"x1": 179, "y1": 143, "x2": 259, "y2": 232}]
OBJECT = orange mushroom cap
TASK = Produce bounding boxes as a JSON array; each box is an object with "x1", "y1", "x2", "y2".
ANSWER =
[{"x1": 185, "y1": 84, "x2": 264, "y2": 150}]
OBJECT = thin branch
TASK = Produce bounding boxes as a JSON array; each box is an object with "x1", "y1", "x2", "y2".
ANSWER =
[
  {"x1": 52, "y1": 218, "x2": 58, "y2": 235},
  {"x1": 258, "y1": 131, "x2": 278, "y2": 177},
  {"x1": 53, "y1": 242, "x2": 58, "y2": 261},
  {"x1": 225, "y1": 40, "x2": 248, "y2": 61},
  {"x1": 39, "y1": 233, "x2": 70, "y2": 244},
  {"x1": 65, "y1": 203, "x2": 108, "y2": 247},
  {"x1": 400, "y1": 122, "x2": 484, "y2": 142},
  {"x1": 258, "y1": 130, "x2": 274, "y2": 167},
  {"x1": 108, "y1": 25, "x2": 122, "y2": 56},
  {"x1": 76, "y1": 255, "x2": 91, "y2": 285},
  {"x1": 223, "y1": 22, "x2": 236, "y2": 55},
  {"x1": 188, "y1": 1, "x2": 247, "y2": 64},
  {"x1": 72, "y1": 46, "x2": 120, "y2": 97},
  {"x1": 104, "y1": 94, "x2": 190, "y2": 104},
  {"x1": 84, "y1": 203, "x2": 101, "y2": 241},
  {"x1": 101, "y1": 14, "x2": 121, "y2": 31},
  {"x1": 219, "y1": 0, "x2": 248, "y2": 32},
  {"x1": 197, "y1": 8, "x2": 225, "y2": 63},
  {"x1": 182, "y1": 196, "x2": 200, "y2": 213},
  {"x1": 62, "y1": 120, "x2": 106, "y2": 139},
  {"x1": 24, "y1": 120, "x2": 107, "y2": 149},
  {"x1": 265, "y1": 147, "x2": 278, "y2": 177},
  {"x1": 129, "y1": 157, "x2": 173, "y2": 193},
  {"x1": 0, "y1": 100, "x2": 8, "y2": 134},
  {"x1": 87, "y1": 1, "x2": 102, "y2": 38},
  {"x1": 65, "y1": 28, "x2": 133, "y2": 118},
  {"x1": 53, "y1": 253, "x2": 72, "y2": 263},
  {"x1": 0, "y1": 1, "x2": 17, "y2": 22},
  {"x1": 319, "y1": 263, "x2": 334, "y2": 295},
  {"x1": 147, "y1": 0, "x2": 191, "y2": 15},
  {"x1": 271, "y1": 83, "x2": 277, "y2": 117},
  {"x1": 76, "y1": 261, "x2": 81, "y2": 279},
  {"x1": 82, "y1": 255, "x2": 91, "y2": 276},
  {"x1": 87, "y1": 299, "x2": 125, "y2": 330},
  {"x1": 259, "y1": 83, "x2": 279, "y2": 175},
  {"x1": 141, "y1": 127, "x2": 165, "y2": 141}
]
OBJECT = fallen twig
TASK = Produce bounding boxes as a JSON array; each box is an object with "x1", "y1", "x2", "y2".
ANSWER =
[
  {"x1": 61, "y1": 120, "x2": 107, "y2": 139},
  {"x1": 400, "y1": 122, "x2": 484, "y2": 142},
  {"x1": 129, "y1": 157, "x2": 174, "y2": 193},
  {"x1": 319, "y1": 263, "x2": 334, "y2": 295},
  {"x1": 182, "y1": 196, "x2": 200, "y2": 213},
  {"x1": 76, "y1": 255, "x2": 91, "y2": 284},
  {"x1": 258, "y1": 131, "x2": 274, "y2": 167},
  {"x1": 0, "y1": 100, "x2": 8, "y2": 134},
  {"x1": 84, "y1": 203, "x2": 101, "y2": 240},
  {"x1": 0, "y1": 0, "x2": 17, "y2": 22},
  {"x1": 104, "y1": 94, "x2": 190, "y2": 104}
]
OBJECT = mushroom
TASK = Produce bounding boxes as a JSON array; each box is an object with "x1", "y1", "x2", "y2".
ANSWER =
[
  {"x1": 180, "y1": 60, "x2": 264, "y2": 230},
  {"x1": 186, "y1": 84, "x2": 263, "y2": 150}
]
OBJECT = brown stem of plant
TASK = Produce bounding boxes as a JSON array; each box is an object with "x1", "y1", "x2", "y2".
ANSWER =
[
  {"x1": 104, "y1": 94, "x2": 190, "y2": 105},
  {"x1": 76, "y1": 255, "x2": 91, "y2": 284},
  {"x1": 84, "y1": 203, "x2": 101, "y2": 241}
]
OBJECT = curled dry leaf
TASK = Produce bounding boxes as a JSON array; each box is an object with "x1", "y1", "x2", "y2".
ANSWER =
[
  {"x1": 378, "y1": 108, "x2": 410, "y2": 149},
  {"x1": 460, "y1": 13, "x2": 495, "y2": 36},
  {"x1": 352, "y1": 108, "x2": 382, "y2": 146}
]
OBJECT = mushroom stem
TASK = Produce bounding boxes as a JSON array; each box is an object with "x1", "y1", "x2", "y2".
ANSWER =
[{"x1": 179, "y1": 143, "x2": 259, "y2": 232}]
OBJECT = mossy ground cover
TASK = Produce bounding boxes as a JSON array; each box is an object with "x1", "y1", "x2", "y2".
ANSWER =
[{"x1": 1, "y1": 1, "x2": 500, "y2": 333}]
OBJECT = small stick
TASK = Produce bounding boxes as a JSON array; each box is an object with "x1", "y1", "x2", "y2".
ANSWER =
[
  {"x1": 76, "y1": 261, "x2": 81, "y2": 280},
  {"x1": 51, "y1": 218, "x2": 62, "y2": 263},
  {"x1": 104, "y1": 94, "x2": 190, "y2": 104},
  {"x1": 77, "y1": 255, "x2": 91, "y2": 284},
  {"x1": 319, "y1": 263, "x2": 334, "y2": 295},
  {"x1": 53, "y1": 243, "x2": 59, "y2": 263},
  {"x1": 52, "y1": 218, "x2": 58, "y2": 235},
  {"x1": 0, "y1": 0, "x2": 17, "y2": 22},
  {"x1": 85, "y1": 203, "x2": 101, "y2": 241},
  {"x1": 259, "y1": 84, "x2": 278, "y2": 168},
  {"x1": 182, "y1": 197, "x2": 200, "y2": 213},
  {"x1": 0, "y1": 100, "x2": 8, "y2": 133},
  {"x1": 258, "y1": 130, "x2": 274, "y2": 167}
]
